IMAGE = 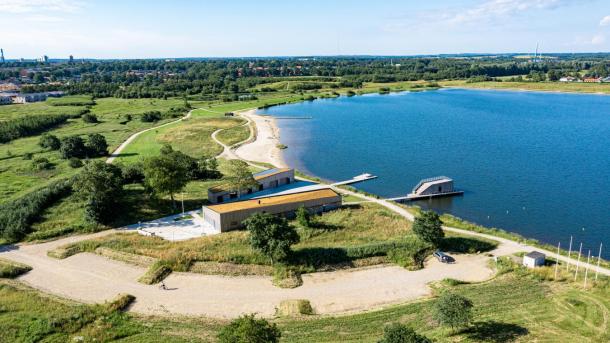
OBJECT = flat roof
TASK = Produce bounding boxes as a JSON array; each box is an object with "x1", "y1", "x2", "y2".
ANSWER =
[
  {"x1": 525, "y1": 251, "x2": 545, "y2": 259},
  {"x1": 205, "y1": 188, "x2": 340, "y2": 214},
  {"x1": 209, "y1": 168, "x2": 293, "y2": 194}
]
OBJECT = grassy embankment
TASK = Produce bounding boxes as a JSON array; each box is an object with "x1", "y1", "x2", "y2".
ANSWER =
[
  {"x1": 441, "y1": 79, "x2": 610, "y2": 94},
  {"x1": 52, "y1": 203, "x2": 496, "y2": 282},
  {"x1": 1, "y1": 266, "x2": 608, "y2": 342}
]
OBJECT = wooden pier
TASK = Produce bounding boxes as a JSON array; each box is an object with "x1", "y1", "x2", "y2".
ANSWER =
[{"x1": 332, "y1": 173, "x2": 378, "y2": 186}]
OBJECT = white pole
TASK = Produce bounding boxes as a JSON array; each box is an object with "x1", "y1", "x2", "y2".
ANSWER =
[
  {"x1": 554, "y1": 242, "x2": 561, "y2": 280},
  {"x1": 584, "y1": 250, "x2": 591, "y2": 289},
  {"x1": 574, "y1": 242, "x2": 582, "y2": 281},
  {"x1": 566, "y1": 236, "x2": 573, "y2": 271},
  {"x1": 595, "y1": 243, "x2": 603, "y2": 281},
  {"x1": 181, "y1": 192, "x2": 185, "y2": 215}
]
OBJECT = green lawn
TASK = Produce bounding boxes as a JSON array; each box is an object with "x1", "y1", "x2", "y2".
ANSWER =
[
  {"x1": 216, "y1": 123, "x2": 250, "y2": 146},
  {"x1": 441, "y1": 79, "x2": 610, "y2": 94}
]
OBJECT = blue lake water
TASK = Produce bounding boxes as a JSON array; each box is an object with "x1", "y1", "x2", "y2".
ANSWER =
[{"x1": 258, "y1": 88, "x2": 610, "y2": 258}]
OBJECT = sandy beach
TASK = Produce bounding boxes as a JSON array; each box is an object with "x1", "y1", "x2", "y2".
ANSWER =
[{"x1": 233, "y1": 109, "x2": 287, "y2": 168}]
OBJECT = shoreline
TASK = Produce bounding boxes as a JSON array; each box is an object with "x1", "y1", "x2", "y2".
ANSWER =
[
  {"x1": 233, "y1": 109, "x2": 288, "y2": 168},
  {"x1": 231, "y1": 96, "x2": 609, "y2": 263}
]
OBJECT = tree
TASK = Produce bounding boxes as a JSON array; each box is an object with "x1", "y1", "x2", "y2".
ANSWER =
[
  {"x1": 85, "y1": 133, "x2": 108, "y2": 157},
  {"x1": 378, "y1": 323, "x2": 431, "y2": 343},
  {"x1": 226, "y1": 160, "x2": 257, "y2": 196},
  {"x1": 296, "y1": 206, "x2": 312, "y2": 228},
  {"x1": 82, "y1": 113, "x2": 98, "y2": 123},
  {"x1": 432, "y1": 292, "x2": 473, "y2": 331},
  {"x1": 143, "y1": 153, "x2": 189, "y2": 207},
  {"x1": 244, "y1": 212, "x2": 299, "y2": 264},
  {"x1": 39, "y1": 133, "x2": 60, "y2": 150},
  {"x1": 73, "y1": 161, "x2": 123, "y2": 224},
  {"x1": 412, "y1": 210, "x2": 444, "y2": 247},
  {"x1": 59, "y1": 135, "x2": 86, "y2": 159},
  {"x1": 217, "y1": 314, "x2": 281, "y2": 343}
]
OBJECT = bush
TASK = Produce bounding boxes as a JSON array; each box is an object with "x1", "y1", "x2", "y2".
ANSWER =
[
  {"x1": 22, "y1": 152, "x2": 33, "y2": 160},
  {"x1": 60, "y1": 135, "x2": 87, "y2": 159},
  {"x1": 120, "y1": 162, "x2": 145, "y2": 184},
  {"x1": 296, "y1": 206, "x2": 312, "y2": 228},
  {"x1": 379, "y1": 323, "x2": 431, "y2": 343},
  {"x1": 39, "y1": 133, "x2": 60, "y2": 150},
  {"x1": 140, "y1": 111, "x2": 162, "y2": 122},
  {"x1": 218, "y1": 314, "x2": 281, "y2": 343},
  {"x1": 245, "y1": 213, "x2": 299, "y2": 264},
  {"x1": 68, "y1": 157, "x2": 83, "y2": 168},
  {"x1": 0, "y1": 114, "x2": 68, "y2": 143},
  {"x1": 412, "y1": 210, "x2": 444, "y2": 247},
  {"x1": 84, "y1": 133, "x2": 108, "y2": 157},
  {"x1": 0, "y1": 179, "x2": 72, "y2": 242},
  {"x1": 82, "y1": 113, "x2": 99, "y2": 123},
  {"x1": 74, "y1": 161, "x2": 123, "y2": 224},
  {"x1": 31, "y1": 157, "x2": 54, "y2": 171},
  {"x1": 432, "y1": 292, "x2": 474, "y2": 331}
]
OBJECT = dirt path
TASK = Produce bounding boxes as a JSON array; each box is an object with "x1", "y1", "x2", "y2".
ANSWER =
[
  {"x1": 0, "y1": 231, "x2": 493, "y2": 318},
  {"x1": 105, "y1": 108, "x2": 195, "y2": 164}
]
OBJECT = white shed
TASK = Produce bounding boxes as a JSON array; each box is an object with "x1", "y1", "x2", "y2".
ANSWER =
[{"x1": 523, "y1": 251, "x2": 545, "y2": 268}]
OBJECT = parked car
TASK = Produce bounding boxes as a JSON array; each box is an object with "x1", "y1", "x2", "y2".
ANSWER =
[{"x1": 433, "y1": 250, "x2": 454, "y2": 263}]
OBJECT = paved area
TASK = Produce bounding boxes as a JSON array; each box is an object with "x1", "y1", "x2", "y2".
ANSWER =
[
  {"x1": 0, "y1": 231, "x2": 494, "y2": 318},
  {"x1": 127, "y1": 211, "x2": 219, "y2": 241}
]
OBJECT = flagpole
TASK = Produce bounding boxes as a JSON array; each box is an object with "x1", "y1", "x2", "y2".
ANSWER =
[
  {"x1": 554, "y1": 242, "x2": 561, "y2": 280},
  {"x1": 574, "y1": 242, "x2": 582, "y2": 281},
  {"x1": 595, "y1": 243, "x2": 603, "y2": 281},
  {"x1": 566, "y1": 236, "x2": 573, "y2": 271},
  {"x1": 584, "y1": 250, "x2": 591, "y2": 289}
]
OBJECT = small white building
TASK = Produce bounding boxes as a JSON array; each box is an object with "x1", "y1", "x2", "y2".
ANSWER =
[
  {"x1": 208, "y1": 168, "x2": 295, "y2": 204},
  {"x1": 523, "y1": 251, "x2": 545, "y2": 268},
  {"x1": 559, "y1": 76, "x2": 577, "y2": 82}
]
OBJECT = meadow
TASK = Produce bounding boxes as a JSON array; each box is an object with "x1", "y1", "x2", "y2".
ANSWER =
[{"x1": 441, "y1": 79, "x2": 610, "y2": 94}]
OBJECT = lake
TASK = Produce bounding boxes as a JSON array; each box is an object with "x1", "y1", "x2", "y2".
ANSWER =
[{"x1": 258, "y1": 88, "x2": 610, "y2": 258}]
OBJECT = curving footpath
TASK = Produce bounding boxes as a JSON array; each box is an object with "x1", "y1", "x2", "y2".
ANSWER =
[{"x1": 105, "y1": 108, "x2": 195, "y2": 164}]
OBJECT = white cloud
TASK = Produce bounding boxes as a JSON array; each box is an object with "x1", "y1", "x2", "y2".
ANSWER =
[
  {"x1": 600, "y1": 15, "x2": 610, "y2": 26},
  {"x1": 0, "y1": 0, "x2": 83, "y2": 14},
  {"x1": 591, "y1": 34, "x2": 605, "y2": 45},
  {"x1": 443, "y1": 0, "x2": 574, "y2": 25},
  {"x1": 24, "y1": 14, "x2": 65, "y2": 22}
]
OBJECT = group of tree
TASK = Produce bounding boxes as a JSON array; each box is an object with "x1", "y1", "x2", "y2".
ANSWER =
[
  {"x1": 8, "y1": 55, "x2": 610, "y2": 100},
  {"x1": 0, "y1": 114, "x2": 69, "y2": 143},
  {"x1": 142, "y1": 144, "x2": 220, "y2": 207},
  {"x1": 412, "y1": 210, "x2": 445, "y2": 247},
  {"x1": 43, "y1": 133, "x2": 109, "y2": 159}
]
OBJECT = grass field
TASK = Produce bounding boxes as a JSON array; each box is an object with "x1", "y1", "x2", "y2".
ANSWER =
[
  {"x1": 1, "y1": 269, "x2": 608, "y2": 342},
  {"x1": 55, "y1": 203, "x2": 495, "y2": 276},
  {"x1": 441, "y1": 79, "x2": 610, "y2": 94}
]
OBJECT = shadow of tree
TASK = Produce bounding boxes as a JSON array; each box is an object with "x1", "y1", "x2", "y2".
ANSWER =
[
  {"x1": 290, "y1": 247, "x2": 353, "y2": 267},
  {"x1": 440, "y1": 236, "x2": 497, "y2": 254},
  {"x1": 464, "y1": 321, "x2": 529, "y2": 342}
]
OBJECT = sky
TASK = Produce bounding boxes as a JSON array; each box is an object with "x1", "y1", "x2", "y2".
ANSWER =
[{"x1": 2, "y1": 0, "x2": 610, "y2": 59}]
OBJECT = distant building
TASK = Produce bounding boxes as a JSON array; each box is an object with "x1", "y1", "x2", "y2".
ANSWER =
[
  {"x1": 583, "y1": 77, "x2": 601, "y2": 83},
  {"x1": 38, "y1": 55, "x2": 49, "y2": 63},
  {"x1": 523, "y1": 251, "x2": 546, "y2": 268},
  {"x1": 601, "y1": 77, "x2": 610, "y2": 83},
  {"x1": 11, "y1": 91, "x2": 64, "y2": 104},
  {"x1": 559, "y1": 76, "x2": 577, "y2": 82},
  {"x1": 208, "y1": 168, "x2": 295, "y2": 204},
  {"x1": 69, "y1": 55, "x2": 74, "y2": 63},
  {"x1": 202, "y1": 188, "x2": 342, "y2": 232},
  {"x1": 0, "y1": 82, "x2": 20, "y2": 92}
]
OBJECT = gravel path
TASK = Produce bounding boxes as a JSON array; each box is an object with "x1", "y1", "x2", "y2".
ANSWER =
[{"x1": 0, "y1": 231, "x2": 494, "y2": 318}]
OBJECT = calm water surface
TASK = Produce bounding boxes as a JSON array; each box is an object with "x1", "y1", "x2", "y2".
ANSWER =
[{"x1": 259, "y1": 89, "x2": 610, "y2": 258}]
